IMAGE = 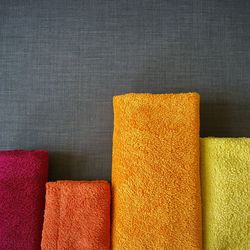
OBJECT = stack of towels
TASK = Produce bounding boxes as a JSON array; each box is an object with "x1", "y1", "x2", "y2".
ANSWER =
[{"x1": 0, "y1": 92, "x2": 249, "y2": 250}]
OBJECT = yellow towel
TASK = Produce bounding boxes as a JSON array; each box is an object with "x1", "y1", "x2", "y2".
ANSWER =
[
  {"x1": 201, "y1": 138, "x2": 250, "y2": 250},
  {"x1": 112, "y1": 93, "x2": 202, "y2": 249}
]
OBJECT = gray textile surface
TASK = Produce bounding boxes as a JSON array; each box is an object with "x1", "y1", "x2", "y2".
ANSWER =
[{"x1": 0, "y1": 0, "x2": 249, "y2": 181}]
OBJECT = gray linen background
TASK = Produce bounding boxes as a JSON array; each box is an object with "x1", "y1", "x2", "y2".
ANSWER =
[{"x1": 0, "y1": 0, "x2": 249, "y2": 181}]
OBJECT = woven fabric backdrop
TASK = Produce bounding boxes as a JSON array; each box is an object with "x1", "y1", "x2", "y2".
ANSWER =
[{"x1": 0, "y1": 0, "x2": 249, "y2": 180}]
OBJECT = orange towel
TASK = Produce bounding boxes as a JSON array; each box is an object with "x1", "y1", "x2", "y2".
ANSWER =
[
  {"x1": 41, "y1": 181, "x2": 110, "y2": 250},
  {"x1": 112, "y1": 93, "x2": 202, "y2": 249}
]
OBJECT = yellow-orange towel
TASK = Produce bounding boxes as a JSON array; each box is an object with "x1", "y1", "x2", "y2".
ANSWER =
[
  {"x1": 41, "y1": 181, "x2": 110, "y2": 250},
  {"x1": 112, "y1": 93, "x2": 202, "y2": 249},
  {"x1": 201, "y1": 138, "x2": 250, "y2": 249}
]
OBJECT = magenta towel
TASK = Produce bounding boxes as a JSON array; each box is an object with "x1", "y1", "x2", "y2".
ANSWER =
[{"x1": 0, "y1": 150, "x2": 48, "y2": 250}]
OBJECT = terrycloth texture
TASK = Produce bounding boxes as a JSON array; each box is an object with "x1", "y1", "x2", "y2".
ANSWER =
[
  {"x1": 201, "y1": 138, "x2": 250, "y2": 250},
  {"x1": 0, "y1": 150, "x2": 48, "y2": 250},
  {"x1": 112, "y1": 93, "x2": 202, "y2": 249},
  {"x1": 41, "y1": 181, "x2": 111, "y2": 250}
]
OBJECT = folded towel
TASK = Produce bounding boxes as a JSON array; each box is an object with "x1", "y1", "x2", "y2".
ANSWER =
[
  {"x1": 112, "y1": 93, "x2": 202, "y2": 249},
  {"x1": 41, "y1": 181, "x2": 111, "y2": 250},
  {"x1": 0, "y1": 150, "x2": 48, "y2": 250},
  {"x1": 201, "y1": 138, "x2": 250, "y2": 249}
]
